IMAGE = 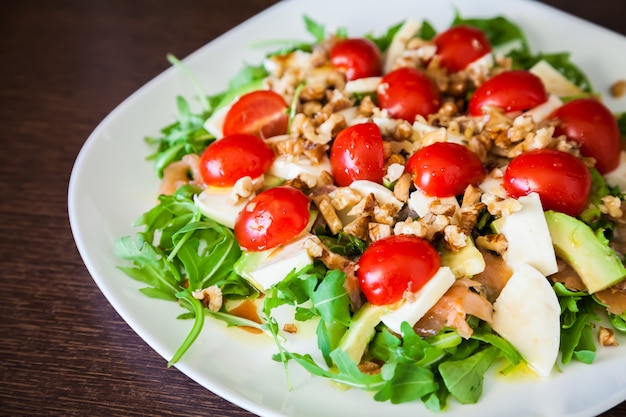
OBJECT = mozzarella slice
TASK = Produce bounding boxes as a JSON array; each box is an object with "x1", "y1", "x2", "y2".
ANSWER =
[
  {"x1": 498, "y1": 193, "x2": 559, "y2": 276},
  {"x1": 345, "y1": 76, "x2": 381, "y2": 94},
  {"x1": 491, "y1": 263, "x2": 560, "y2": 378},
  {"x1": 247, "y1": 234, "x2": 314, "y2": 291},
  {"x1": 268, "y1": 154, "x2": 331, "y2": 181},
  {"x1": 381, "y1": 266, "x2": 456, "y2": 334},
  {"x1": 383, "y1": 18, "x2": 421, "y2": 73},
  {"x1": 203, "y1": 104, "x2": 230, "y2": 139},
  {"x1": 194, "y1": 186, "x2": 247, "y2": 229},
  {"x1": 530, "y1": 60, "x2": 583, "y2": 97}
]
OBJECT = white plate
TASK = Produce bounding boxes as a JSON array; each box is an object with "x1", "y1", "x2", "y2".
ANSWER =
[{"x1": 68, "y1": 0, "x2": 626, "y2": 416}]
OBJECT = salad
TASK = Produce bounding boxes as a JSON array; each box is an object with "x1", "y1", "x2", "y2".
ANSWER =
[{"x1": 115, "y1": 12, "x2": 626, "y2": 411}]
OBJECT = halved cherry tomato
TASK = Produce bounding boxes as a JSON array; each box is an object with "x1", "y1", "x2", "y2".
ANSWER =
[
  {"x1": 329, "y1": 37, "x2": 383, "y2": 81},
  {"x1": 552, "y1": 97, "x2": 622, "y2": 174},
  {"x1": 377, "y1": 67, "x2": 441, "y2": 122},
  {"x1": 199, "y1": 133, "x2": 274, "y2": 187},
  {"x1": 234, "y1": 186, "x2": 310, "y2": 251},
  {"x1": 358, "y1": 235, "x2": 441, "y2": 306},
  {"x1": 434, "y1": 25, "x2": 492, "y2": 73},
  {"x1": 468, "y1": 70, "x2": 548, "y2": 116},
  {"x1": 222, "y1": 90, "x2": 288, "y2": 138},
  {"x1": 330, "y1": 122, "x2": 385, "y2": 186},
  {"x1": 406, "y1": 142, "x2": 486, "y2": 197},
  {"x1": 503, "y1": 148, "x2": 591, "y2": 217}
]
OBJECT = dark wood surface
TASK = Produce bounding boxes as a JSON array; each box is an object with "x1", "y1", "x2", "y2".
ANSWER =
[{"x1": 1, "y1": 1, "x2": 624, "y2": 416}]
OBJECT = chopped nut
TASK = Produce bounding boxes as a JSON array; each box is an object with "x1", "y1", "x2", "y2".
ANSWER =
[
  {"x1": 481, "y1": 193, "x2": 523, "y2": 217},
  {"x1": 394, "y1": 218, "x2": 427, "y2": 238},
  {"x1": 304, "y1": 235, "x2": 351, "y2": 270},
  {"x1": 192, "y1": 286, "x2": 223, "y2": 312},
  {"x1": 343, "y1": 216, "x2": 370, "y2": 241},
  {"x1": 598, "y1": 326, "x2": 618, "y2": 347},
  {"x1": 329, "y1": 187, "x2": 363, "y2": 210},
  {"x1": 393, "y1": 172, "x2": 412, "y2": 203},
  {"x1": 358, "y1": 360, "x2": 382, "y2": 375},
  {"x1": 600, "y1": 195, "x2": 624, "y2": 219},
  {"x1": 369, "y1": 222, "x2": 392, "y2": 242},
  {"x1": 443, "y1": 225, "x2": 468, "y2": 251},
  {"x1": 610, "y1": 79, "x2": 626, "y2": 98},
  {"x1": 283, "y1": 323, "x2": 298, "y2": 334},
  {"x1": 475, "y1": 233, "x2": 508, "y2": 255},
  {"x1": 312, "y1": 194, "x2": 343, "y2": 235}
]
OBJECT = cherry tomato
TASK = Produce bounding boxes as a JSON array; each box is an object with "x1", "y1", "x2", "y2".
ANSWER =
[
  {"x1": 199, "y1": 134, "x2": 274, "y2": 187},
  {"x1": 330, "y1": 122, "x2": 385, "y2": 186},
  {"x1": 234, "y1": 186, "x2": 310, "y2": 251},
  {"x1": 406, "y1": 142, "x2": 486, "y2": 197},
  {"x1": 222, "y1": 90, "x2": 289, "y2": 138},
  {"x1": 552, "y1": 98, "x2": 622, "y2": 174},
  {"x1": 434, "y1": 25, "x2": 492, "y2": 73},
  {"x1": 377, "y1": 67, "x2": 441, "y2": 122},
  {"x1": 330, "y1": 38, "x2": 383, "y2": 81},
  {"x1": 503, "y1": 149, "x2": 591, "y2": 217},
  {"x1": 468, "y1": 70, "x2": 548, "y2": 116},
  {"x1": 358, "y1": 235, "x2": 441, "y2": 306}
]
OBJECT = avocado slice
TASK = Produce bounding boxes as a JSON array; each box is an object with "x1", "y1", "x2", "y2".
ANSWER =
[
  {"x1": 545, "y1": 210, "x2": 626, "y2": 293},
  {"x1": 337, "y1": 302, "x2": 388, "y2": 364}
]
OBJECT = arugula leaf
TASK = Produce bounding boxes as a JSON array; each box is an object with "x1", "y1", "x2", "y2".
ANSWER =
[
  {"x1": 554, "y1": 283, "x2": 600, "y2": 365},
  {"x1": 145, "y1": 95, "x2": 213, "y2": 178},
  {"x1": 438, "y1": 345, "x2": 501, "y2": 404},
  {"x1": 303, "y1": 15, "x2": 326, "y2": 43},
  {"x1": 374, "y1": 362, "x2": 437, "y2": 404}
]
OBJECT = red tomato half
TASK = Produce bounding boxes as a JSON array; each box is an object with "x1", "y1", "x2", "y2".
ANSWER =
[
  {"x1": 406, "y1": 142, "x2": 486, "y2": 197},
  {"x1": 330, "y1": 38, "x2": 383, "y2": 81},
  {"x1": 234, "y1": 186, "x2": 310, "y2": 251},
  {"x1": 330, "y1": 122, "x2": 385, "y2": 186},
  {"x1": 552, "y1": 98, "x2": 622, "y2": 174},
  {"x1": 434, "y1": 25, "x2": 492, "y2": 73},
  {"x1": 377, "y1": 67, "x2": 441, "y2": 122},
  {"x1": 503, "y1": 149, "x2": 591, "y2": 217},
  {"x1": 199, "y1": 134, "x2": 274, "y2": 187},
  {"x1": 358, "y1": 235, "x2": 441, "y2": 306},
  {"x1": 468, "y1": 70, "x2": 548, "y2": 116},
  {"x1": 222, "y1": 90, "x2": 289, "y2": 138}
]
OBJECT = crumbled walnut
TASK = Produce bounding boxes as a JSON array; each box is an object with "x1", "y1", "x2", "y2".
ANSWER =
[
  {"x1": 304, "y1": 235, "x2": 351, "y2": 270},
  {"x1": 229, "y1": 175, "x2": 263, "y2": 203},
  {"x1": 329, "y1": 187, "x2": 363, "y2": 210},
  {"x1": 461, "y1": 185, "x2": 483, "y2": 208},
  {"x1": 347, "y1": 193, "x2": 377, "y2": 217},
  {"x1": 393, "y1": 172, "x2": 412, "y2": 203},
  {"x1": 394, "y1": 218, "x2": 427, "y2": 238},
  {"x1": 600, "y1": 195, "x2": 624, "y2": 219},
  {"x1": 283, "y1": 323, "x2": 298, "y2": 334},
  {"x1": 192, "y1": 286, "x2": 223, "y2": 312},
  {"x1": 358, "y1": 361, "x2": 382, "y2": 375},
  {"x1": 481, "y1": 193, "x2": 523, "y2": 217},
  {"x1": 443, "y1": 225, "x2": 468, "y2": 251},
  {"x1": 429, "y1": 199, "x2": 457, "y2": 217},
  {"x1": 418, "y1": 212, "x2": 450, "y2": 240},
  {"x1": 598, "y1": 326, "x2": 619, "y2": 347},
  {"x1": 343, "y1": 216, "x2": 370, "y2": 241},
  {"x1": 475, "y1": 234, "x2": 508, "y2": 255},
  {"x1": 610, "y1": 79, "x2": 626, "y2": 98},
  {"x1": 369, "y1": 222, "x2": 392, "y2": 242},
  {"x1": 312, "y1": 194, "x2": 343, "y2": 235}
]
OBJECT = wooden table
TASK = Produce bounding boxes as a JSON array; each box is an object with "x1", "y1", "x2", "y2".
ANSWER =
[{"x1": 1, "y1": 1, "x2": 624, "y2": 416}]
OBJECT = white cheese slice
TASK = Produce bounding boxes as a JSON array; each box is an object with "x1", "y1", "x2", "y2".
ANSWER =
[
  {"x1": 604, "y1": 151, "x2": 626, "y2": 191},
  {"x1": 478, "y1": 169, "x2": 508, "y2": 199},
  {"x1": 247, "y1": 234, "x2": 314, "y2": 291},
  {"x1": 530, "y1": 60, "x2": 584, "y2": 97},
  {"x1": 194, "y1": 186, "x2": 247, "y2": 229},
  {"x1": 203, "y1": 104, "x2": 231, "y2": 140},
  {"x1": 268, "y1": 154, "x2": 331, "y2": 181},
  {"x1": 518, "y1": 94, "x2": 563, "y2": 124},
  {"x1": 498, "y1": 192, "x2": 559, "y2": 277},
  {"x1": 345, "y1": 76, "x2": 381, "y2": 94},
  {"x1": 381, "y1": 266, "x2": 456, "y2": 334},
  {"x1": 491, "y1": 263, "x2": 561, "y2": 378},
  {"x1": 383, "y1": 18, "x2": 421, "y2": 74}
]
